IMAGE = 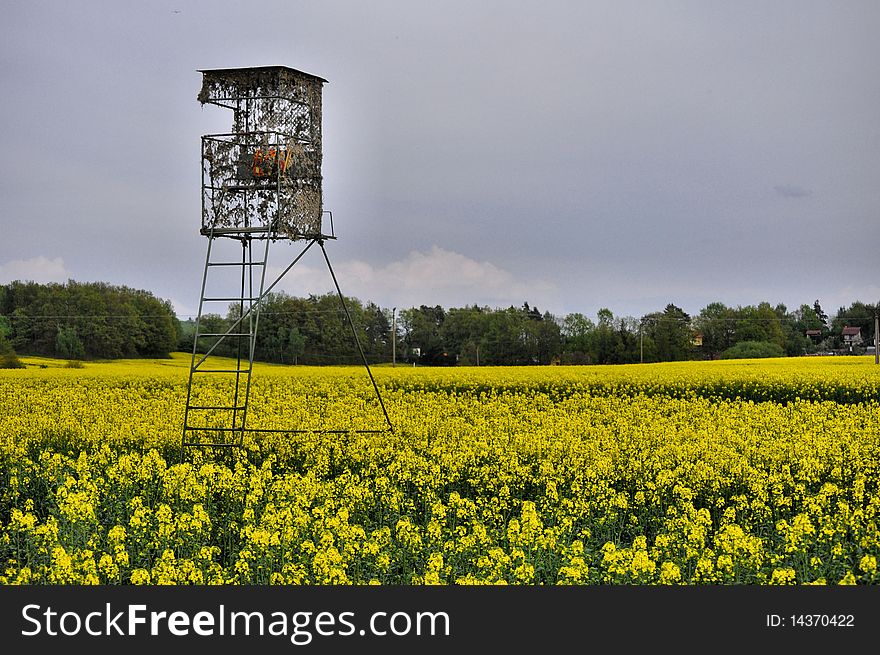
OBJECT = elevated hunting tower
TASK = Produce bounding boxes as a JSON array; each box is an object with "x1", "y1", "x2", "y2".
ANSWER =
[
  {"x1": 198, "y1": 66, "x2": 327, "y2": 240},
  {"x1": 182, "y1": 66, "x2": 392, "y2": 455}
]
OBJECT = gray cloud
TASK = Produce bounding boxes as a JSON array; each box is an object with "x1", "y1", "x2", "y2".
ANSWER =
[
  {"x1": 0, "y1": 256, "x2": 71, "y2": 285},
  {"x1": 1, "y1": 1, "x2": 879, "y2": 320}
]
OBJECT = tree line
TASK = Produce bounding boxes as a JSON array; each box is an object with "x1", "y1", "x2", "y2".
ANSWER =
[
  {"x1": 181, "y1": 295, "x2": 876, "y2": 366},
  {"x1": 1, "y1": 280, "x2": 877, "y2": 367},
  {"x1": 397, "y1": 299, "x2": 877, "y2": 365},
  {"x1": 0, "y1": 281, "x2": 178, "y2": 363}
]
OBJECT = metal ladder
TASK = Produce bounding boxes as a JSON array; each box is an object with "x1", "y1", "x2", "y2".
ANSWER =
[{"x1": 182, "y1": 226, "x2": 273, "y2": 449}]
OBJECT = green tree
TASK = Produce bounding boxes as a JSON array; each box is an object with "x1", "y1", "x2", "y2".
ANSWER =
[
  {"x1": 130, "y1": 292, "x2": 179, "y2": 357},
  {"x1": 590, "y1": 308, "x2": 619, "y2": 364},
  {"x1": 177, "y1": 318, "x2": 197, "y2": 352},
  {"x1": 733, "y1": 303, "x2": 786, "y2": 351},
  {"x1": 613, "y1": 315, "x2": 641, "y2": 364},
  {"x1": 401, "y1": 305, "x2": 448, "y2": 365},
  {"x1": 530, "y1": 310, "x2": 563, "y2": 364},
  {"x1": 55, "y1": 326, "x2": 85, "y2": 360},
  {"x1": 481, "y1": 307, "x2": 523, "y2": 365},
  {"x1": 560, "y1": 312, "x2": 595, "y2": 364},
  {"x1": 695, "y1": 302, "x2": 737, "y2": 358},
  {"x1": 439, "y1": 306, "x2": 488, "y2": 365},
  {"x1": 362, "y1": 302, "x2": 391, "y2": 361},
  {"x1": 641, "y1": 304, "x2": 694, "y2": 362},
  {"x1": 813, "y1": 299, "x2": 829, "y2": 328},
  {"x1": 287, "y1": 326, "x2": 306, "y2": 364}
]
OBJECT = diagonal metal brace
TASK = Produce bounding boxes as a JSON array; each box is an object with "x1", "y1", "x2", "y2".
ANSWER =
[
  {"x1": 319, "y1": 240, "x2": 395, "y2": 434},
  {"x1": 193, "y1": 238, "x2": 317, "y2": 369}
]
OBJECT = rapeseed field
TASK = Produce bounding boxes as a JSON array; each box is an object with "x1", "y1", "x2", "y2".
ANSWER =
[{"x1": 2, "y1": 354, "x2": 879, "y2": 585}]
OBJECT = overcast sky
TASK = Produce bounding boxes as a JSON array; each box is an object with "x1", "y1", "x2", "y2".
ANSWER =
[{"x1": 2, "y1": 1, "x2": 878, "y2": 321}]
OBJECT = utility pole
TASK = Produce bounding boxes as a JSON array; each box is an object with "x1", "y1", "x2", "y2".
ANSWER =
[
  {"x1": 875, "y1": 311, "x2": 878, "y2": 365},
  {"x1": 392, "y1": 307, "x2": 396, "y2": 367}
]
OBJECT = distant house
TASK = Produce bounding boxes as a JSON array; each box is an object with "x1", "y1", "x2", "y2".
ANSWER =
[
  {"x1": 805, "y1": 329, "x2": 823, "y2": 342},
  {"x1": 842, "y1": 326, "x2": 862, "y2": 351},
  {"x1": 691, "y1": 332, "x2": 703, "y2": 347}
]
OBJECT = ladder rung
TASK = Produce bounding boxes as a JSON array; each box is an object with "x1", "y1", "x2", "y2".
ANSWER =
[
  {"x1": 207, "y1": 261, "x2": 266, "y2": 267},
  {"x1": 187, "y1": 405, "x2": 246, "y2": 411},
  {"x1": 192, "y1": 369, "x2": 248, "y2": 374},
  {"x1": 184, "y1": 427, "x2": 243, "y2": 433},
  {"x1": 197, "y1": 333, "x2": 252, "y2": 337},
  {"x1": 202, "y1": 297, "x2": 261, "y2": 302}
]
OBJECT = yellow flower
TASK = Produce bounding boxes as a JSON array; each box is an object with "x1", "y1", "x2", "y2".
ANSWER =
[
  {"x1": 659, "y1": 562, "x2": 682, "y2": 585},
  {"x1": 4, "y1": 354, "x2": 880, "y2": 586},
  {"x1": 769, "y1": 567, "x2": 797, "y2": 585},
  {"x1": 130, "y1": 568, "x2": 151, "y2": 584}
]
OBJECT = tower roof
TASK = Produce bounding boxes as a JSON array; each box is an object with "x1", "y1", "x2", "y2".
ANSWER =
[{"x1": 197, "y1": 65, "x2": 328, "y2": 85}]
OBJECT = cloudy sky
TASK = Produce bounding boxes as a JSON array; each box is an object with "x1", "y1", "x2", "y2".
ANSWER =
[{"x1": 2, "y1": 1, "x2": 878, "y2": 321}]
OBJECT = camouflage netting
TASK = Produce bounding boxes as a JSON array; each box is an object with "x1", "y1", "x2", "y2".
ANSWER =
[{"x1": 198, "y1": 67, "x2": 326, "y2": 239}]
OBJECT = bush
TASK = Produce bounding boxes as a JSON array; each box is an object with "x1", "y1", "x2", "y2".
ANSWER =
[
  {"x1": 0, "y1": 353, "x2": 23, "y2": 369},
  {"x1": 0, "y1": 334, "x2": 23, "y2": 369},
  {"x1": 720, "y1": 340, "x2": 785, "y2": 359}
]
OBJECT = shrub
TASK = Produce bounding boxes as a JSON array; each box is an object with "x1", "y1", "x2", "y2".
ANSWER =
[
  {"x1": 0, "y1": 333, "x2": 23, "y2": 369},
  {"x1": 721, "y1": 340, "x2": 785, "y2": 359}
]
